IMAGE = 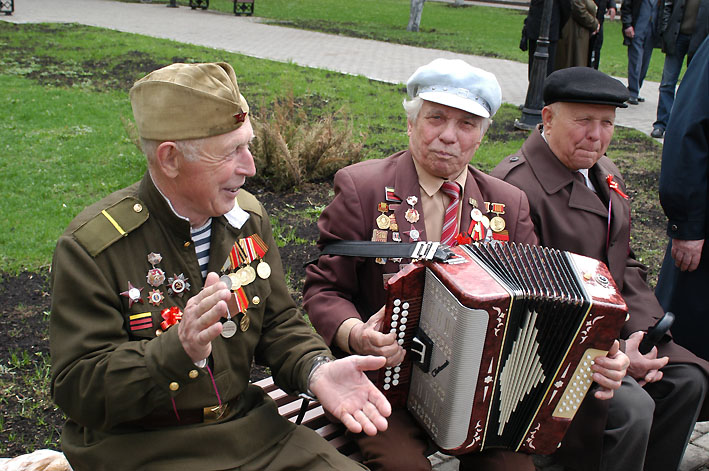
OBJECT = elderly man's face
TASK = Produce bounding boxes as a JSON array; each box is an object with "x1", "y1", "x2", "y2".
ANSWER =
[
  {"x1": 542, "y1": 102, "x2": 616, "y2": 171},
  {"x1": 407, "y1": 101, "x2": 484, "y2": 180},
  {"x1": 173, "y1": 119, "x2": 256, "y2": 227}
]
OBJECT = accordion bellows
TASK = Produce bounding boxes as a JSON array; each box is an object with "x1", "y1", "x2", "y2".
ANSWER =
[{"x1": 376, "y1": 242, "x2": 627, "y2": 455}]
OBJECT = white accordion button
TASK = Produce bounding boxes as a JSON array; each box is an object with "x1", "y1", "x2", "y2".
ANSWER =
[
  {"x1": 402, "y1": 310, "x2": 409, "y2": 317},
  {"x1": 384, "y1": 383, "x2": 391, "y2": 390},
  {"x1": 394, "y1": 299, "x2": 401, "y2": 307},
  {"x1": 402, "y1": 302, "x2": 409, "y2": 309},
  {"x1": 392, "y1": 314, "x2": 399, "y2": 321},
  {"x1": 401, "y1": 317, "x2": 407, "y2": 324},
  {"x1": 393, "y1": 307, "x2": 401, "y2": 314},
  {"x1": 398, "y1": 332, "x2": 405, "y2": 338},
  {"x1": 398, "y1": 339, "x2": 404, "y2": 345},
  {"x1": 394, "y1": 366, "x2": 401, "y2": 373},
  {"x1": 385, "y1": 370, "x2": 392, "y2": 377},
  {"x1": 384, "y1": 376, "x2": 391, "y2": 384},
  {"x1": 392, "y1": 379, "x2": 399, "y2": 386},
  {"x1": 399, "y1": 324, "x2": 406, "y2": 332}
]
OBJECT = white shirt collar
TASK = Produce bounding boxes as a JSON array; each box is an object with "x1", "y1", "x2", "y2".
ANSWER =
[{"x1": 149, "y1": 171, "x2": 250, "y2": 229}]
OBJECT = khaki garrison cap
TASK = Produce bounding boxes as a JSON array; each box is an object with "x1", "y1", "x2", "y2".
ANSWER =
[{"x1": 129, "y1": 62, "x2": 249, "y2": 141}]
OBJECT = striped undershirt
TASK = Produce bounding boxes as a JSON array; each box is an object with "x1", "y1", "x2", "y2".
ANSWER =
[{"x1": 191, "y1": 219, "x2": 212, "y2": 280}]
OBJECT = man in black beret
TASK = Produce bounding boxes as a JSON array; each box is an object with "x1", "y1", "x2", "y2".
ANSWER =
[{"x1": 492, "y1": 67, "x2": 709, "y2": 471}]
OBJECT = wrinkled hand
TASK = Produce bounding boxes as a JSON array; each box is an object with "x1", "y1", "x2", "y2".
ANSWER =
[
  {"x1": 625, "y1": 331, "x2": 669, "y2": 386},
  {"x1": 592, "y1": 340, "x2": 630, "y2": 400},
  {"x1": 624, "y1": 26, "x2": 635, "y2": 38},
  {"x1": 310, "y1": 355, "x2": 391, "y2": 436},
  {"x1": 177, "y1": 272, "x2": 230, "y2": 363},
  {"x1": 671, "y1": 238, "x2": 704, "y2": 272},
  {"x1": 349, "y1": 307, "x2": 406, "y2": 367}
]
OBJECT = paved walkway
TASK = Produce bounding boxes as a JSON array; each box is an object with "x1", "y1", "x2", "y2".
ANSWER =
[
  {"x1": 3, "y1": 0, "x2": 661, "y2": 136},
  {"x1": 5, "y1": 1, "x2": 706, "y2": 470}
]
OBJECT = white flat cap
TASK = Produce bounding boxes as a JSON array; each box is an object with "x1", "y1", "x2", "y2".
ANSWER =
[{"x1": 406, "y1": 58, "x2": 502, "y2": 118}]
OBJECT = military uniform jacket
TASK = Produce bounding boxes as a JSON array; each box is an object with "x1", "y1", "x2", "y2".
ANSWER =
[
  {"x1": 304, "y1": 149, "x2": 538, "y2": 349},
  {"x1": 492, "y1": 128, "x2": 709, "y2": 469},
  {"x1": 49, "y1": 173, "x2": 331, "y2": 471}
]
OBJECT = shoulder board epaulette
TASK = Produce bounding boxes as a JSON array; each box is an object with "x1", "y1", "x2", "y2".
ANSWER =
[
  {"x1": 236, "y1": 190, "x2": 262, "y2": 217},
  {"x1": 73, "y1": 196, "x2": 149, "y2": 257}
]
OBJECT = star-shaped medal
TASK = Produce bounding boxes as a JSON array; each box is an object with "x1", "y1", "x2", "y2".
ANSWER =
[{"x1": 120, "y1": 281, "x2": 144, "y2": 308}]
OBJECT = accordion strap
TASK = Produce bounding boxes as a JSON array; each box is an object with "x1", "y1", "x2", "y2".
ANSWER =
[{"x1": 318, "y1": 241, "x2": 454, "y2": 262}]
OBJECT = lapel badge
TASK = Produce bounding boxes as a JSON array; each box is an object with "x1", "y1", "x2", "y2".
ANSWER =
[
  {"x1": 405, "y1": 208, "x2": 420, "y2": 224},
  {"x1": 406, "y1": 196, "x2": 418, "y2": 207},
  {"x1": 148, "y1": 289, "x2": 165, "y2": 307},
  {"x1": 375, "y1": 257, "x2": 387, "y2": 265},
  {"x1": 120, "y1": 281, "x2": 144, "y2": 308},
  {"x1": 392, "y1": 231, "x2": 401, "y2": 242},
  {"x1": 385, "y1": 187, "x2": 402, "y2": 203},
  {"x1": 167, "y1": 273, "x2": 190, "y2": 297},
  {"x1": 409, "y1": 227, "x2": 420, "y2": 241},
  {"x1": 389, "y1": 214, "x2": 399, "y2": 232},
  {"x1": 469, "y1": 198, "x2": 478, "y2": 208},
  {"x1": 471, "y1": 208, "x2": 483, "y2": 222},
  {"x1": 371, "y1": 229, "x2": 388, "y2": 242}
]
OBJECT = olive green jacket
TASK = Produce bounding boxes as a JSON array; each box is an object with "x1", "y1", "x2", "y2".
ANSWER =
[{"x1": 49, "y1": 172, "x2": 331, "y2": 471}]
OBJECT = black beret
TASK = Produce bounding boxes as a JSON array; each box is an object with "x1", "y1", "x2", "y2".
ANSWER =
[{"x1": 543, "y1": 67, "x2": 630, "y2": 108}]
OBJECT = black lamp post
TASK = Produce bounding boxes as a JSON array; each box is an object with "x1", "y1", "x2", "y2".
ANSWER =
[{"x1": 515, "y1": 0, "x2": 553, "y2": 130}]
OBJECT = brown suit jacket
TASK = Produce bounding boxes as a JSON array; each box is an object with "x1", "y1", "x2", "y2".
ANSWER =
[
  {"x1": 304, "y1": 149, "x2": 538, "y2": 348},
  {"x1": 492, "y1": 128, "x2": 709, "y2": 468}
]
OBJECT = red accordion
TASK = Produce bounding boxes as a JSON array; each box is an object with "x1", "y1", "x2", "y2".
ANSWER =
[{"x1": 376, "y1": 242, "x2": 627, "y2": 455}]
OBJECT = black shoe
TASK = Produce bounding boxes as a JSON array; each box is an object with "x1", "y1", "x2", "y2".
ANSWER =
[
  {"x1": 651, "y1": 127, "x2": 664, "y2": 138},
  {"x1": 638, "y1": 96, "x2": 646, "y2": 102},
  {"x1": 628, "y1": 97, "x2": 639, "y2": 105}
]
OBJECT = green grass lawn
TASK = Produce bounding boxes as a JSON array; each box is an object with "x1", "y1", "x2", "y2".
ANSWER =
[{"x1": 181, "y1": 0, "x2": 668, "y2": 82}]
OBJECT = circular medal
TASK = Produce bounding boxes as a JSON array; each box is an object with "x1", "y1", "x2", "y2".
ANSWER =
[
  {"x1": 240, "y1": 314, "x2": 250, "y2": 332},
  {"x1": 222, "y1": 320, "x2": 237, "y2": 338},
  {"x1": 167, "y1": 274, "x2": 190, "y2": 297},
  {"x1": 228, "y1": 272, "x2": 242, "y2": 291},
  {"x1": 405, "y1": 208, "x2": 420, "y2": 224},
  {"x1": 480, "y1": 215, "x2": 490, "y2": 230},
  {"x1": 238, "y1": 266, "x2": 257, "y2": 286},
  {"x1": 146, "y1": 268, "x2": 166, "y2": 287},
  {"x1": 257, "y1": 260, "x2": 271, "y2": 279},
  {"x1": 471, "y1": 208, "x2": 483, "y2": 222},
  {"x1": 376, "y1": 213, "x2": 391, "y2": 230},
  {"x1": 219, "y1": 274, "x2": 232, "y2": 290},
  {"x1": 490, "y1": 216, "x2": 506, "y2": 232},
  {"x1": 410, "y1": 228, "x2": 420, "y2": 241}
]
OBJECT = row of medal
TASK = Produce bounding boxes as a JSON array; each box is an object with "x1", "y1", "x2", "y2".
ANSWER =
[
  {"x1": 123, "y1": 234, "x2": 271, "y2": 339},
  {"x1": 369, "y1": 186, "x2": 510, "y2": 262},
  {"x1": 218, "y1": 234, "x2": 271, "y2": 338}
]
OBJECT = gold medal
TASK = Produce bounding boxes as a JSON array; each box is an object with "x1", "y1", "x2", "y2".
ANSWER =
[
  {"x1": 376, "y1": 213, "x2": 391, "y2": 230},
  {"x1": 490, "y1": 216, "x2": 506, "y2": 232},
  {"x1": 238, "y1": 266, "x2": 257, "y2": 286},
  {"x1": 371, "y1": 229, "x2": 388, "y2": 242},
  {"x1": 257, "y1": 260, "x2": 271, "y2": 279},
  {"x1": 240, "y1": 313, "x2": 250, "y2": 332}
]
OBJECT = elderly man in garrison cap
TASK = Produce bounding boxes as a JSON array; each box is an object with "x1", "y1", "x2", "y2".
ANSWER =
[
  {"x1": 48, "y1": 62, "x2": 393, "y2": 471},
  {"x1": 492, "y1": 66, "x2": 709, "y2": 471},
  {"x1": 304, "y1": 59, "x2": 629, "y2": 471}
]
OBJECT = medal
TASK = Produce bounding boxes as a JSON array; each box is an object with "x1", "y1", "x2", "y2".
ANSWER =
[
  {"x1": 410, "y1": 228, "x2": 420, "y2": 241},
  {"x1": 146, "y1": 253, "x2": 166, "y2": 287},
  {"x1": 406, "y1": 196, "x2": 418, "y2": 206},
  {"x1": 377, "y1": 213, "x2": 391, "y2": 230},
  {"x1": 219, "y1": 274, "x2": 232, "y2": 290},
  {"x1": 148, "y1": 289, "x2": 164, "y2": 307},
  {"x1": 490, "y1": 216, "x2": 506, "y2": 232},
  {"x1": 228, "y1": 272, "x2": 242, "y2": 291},
  {"x1": 240, "y1": 313, "x2": 250, "y2": 332},
  {"x1": 471, "y1": 208, "x2": 483, "y2": 222},
  {"x1": 238, "y1": 266, "x2": 257, "y2": 285},
  {"x1": 481, "y1": 215, "x2": 490, "y2": 229},
  {"x1": 222, "y1": 319, "x2": 237, "y2": 338},
  {"x1": 168, "y1": 273, "x2": 190, "y2": 297},
  {"x1": 375, "y1": 258, "x2": 386, "y2": 265},
  {"x1": 120, "y1": 281, "x2": 144, "y2": 308},
  {"x1": 392, "y1": 231, "x2": 401, "y2": 242},
  {"x1": 389, "y1": 214, "x2": 398, "y2": 232},
  {"x1": 405, "y1": 208, "x2": 420, "y2": 224},
  {"x1": 257, "y1": 260, "x2": 271, "y2": 279}
]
